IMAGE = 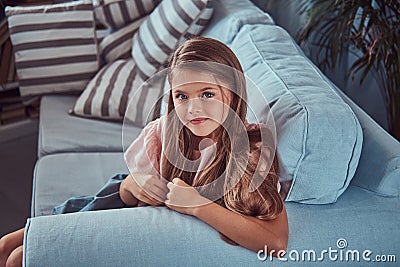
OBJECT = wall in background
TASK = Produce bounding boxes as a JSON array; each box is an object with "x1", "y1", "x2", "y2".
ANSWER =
[{"x1": 251, "y1": 0, "x2": 388, "y2": 131}]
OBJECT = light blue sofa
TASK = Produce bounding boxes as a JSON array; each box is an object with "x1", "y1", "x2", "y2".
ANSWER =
[{"x1": 24, "y1": 0, "x2": 399, "y2": 266}]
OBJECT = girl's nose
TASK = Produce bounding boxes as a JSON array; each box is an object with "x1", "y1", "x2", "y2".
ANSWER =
[{"x1": 188, "y1": 98, "x2": 202, "y2": 114}]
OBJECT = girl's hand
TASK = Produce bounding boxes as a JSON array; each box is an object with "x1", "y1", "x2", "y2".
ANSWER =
[
  {"x1": 121, "y1": 173, "x2": 169, "y2": 206},
  {"x1": 165, "y1": 178, "x2": 211, "y2": 215}
]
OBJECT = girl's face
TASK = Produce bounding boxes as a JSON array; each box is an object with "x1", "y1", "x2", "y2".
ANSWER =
[{"x1": 171, "y1": 69, "x2": 232, "y2": 139}]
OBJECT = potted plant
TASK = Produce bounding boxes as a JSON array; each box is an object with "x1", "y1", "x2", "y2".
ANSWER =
[{"x1": 297, "y1": 0, "x2": 400, "y2": 140}]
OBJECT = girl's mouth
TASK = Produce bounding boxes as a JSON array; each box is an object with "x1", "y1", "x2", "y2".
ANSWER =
[{"x1": 190, "y1": 118, "x2": 208, "y2": 125}]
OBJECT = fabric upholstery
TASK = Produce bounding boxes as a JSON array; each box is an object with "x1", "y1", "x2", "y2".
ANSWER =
[
  {"x1": 32, "y1": 152, "x2": 128, "y2": 216},
  {"x1": 39, "y1": 95, "x2": 142, "y2": 156},
  {"x1": 131, "y1": 0, "x2": 212, "y2": 80},
  {"x1": 6, "y1": 0, "x2": 99, "y2": 96},
  {"x1": 99, "y1": 17, "x2": 146, "y2": 63},
  {"x1": 333, "y1": 88, "x2": 400, "y2": 197},
  {"x1": 93, "y1": 0, "x2": 160, "y2": 29},
  {"x1": 70, "y1": 59, "x2": 164, "y2": 125},
  {"x1": 25, "y1": 185, "x2": 399, "y2": 266},
  {"x1": 180, "y1": 0, "x2": 214, "y2": 41}
]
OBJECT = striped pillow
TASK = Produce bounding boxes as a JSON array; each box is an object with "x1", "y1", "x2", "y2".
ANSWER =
[
  {"x1": 71, "y1": 59, "x2": 164, "y2": 126},
  {"x1": 93, "y1": 0, "x2": 160, "y2": 29},
  {"x1": 180, "y1": 1, "x2": 214, "y2": 42},
  {"x1": 131, "y1": 0, "x2": 213, "y2": 81},
  {"x1": 99, "y1": 16, "x2": 146, "y2": 64},
  {"x1": 6, "y1": 0, "x2": 99, "y2": 97}
]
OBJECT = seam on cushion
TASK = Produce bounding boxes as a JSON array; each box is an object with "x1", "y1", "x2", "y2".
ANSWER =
[
  {"x1": 31, "y1": 162, "x2": 38, "y2": 217},
  {"x1": 31, "y1": 157, "x2": 43, "y2": 217},
  {"x1": 22, "y1": 218, "x2": 31, "y2": 267},
  {"x1": 333, "y1": 113, "x2": 362, "y2": 202},
  {"x1": 248, "y1": 29, "x2": 309, "y2": 200}
]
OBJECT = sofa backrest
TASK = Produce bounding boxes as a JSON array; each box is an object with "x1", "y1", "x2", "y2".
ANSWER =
[
  {"x1": 286, "y1": 29, "x2": 400, "y2": 198},
  {"x1": 332, "y1": 86, "x2": 400, "y2": 197}
]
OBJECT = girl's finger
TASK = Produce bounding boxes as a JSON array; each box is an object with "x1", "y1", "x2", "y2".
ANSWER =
[{"x1": 167, "y1": 182, "x2": 174, "y2": 191}]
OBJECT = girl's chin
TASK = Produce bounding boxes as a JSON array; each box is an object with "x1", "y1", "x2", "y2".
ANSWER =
[
  {"x1": 189, "y1": 129, "x2": 214, "y2": 137},
  {"x1": 187, "y1": 125, "x2": 215, "y2": 137}
]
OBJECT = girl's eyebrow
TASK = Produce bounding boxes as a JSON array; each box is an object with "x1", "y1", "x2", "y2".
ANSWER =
[{"x1": 173, "y1": 87, "x2": 218, "y2": 94}]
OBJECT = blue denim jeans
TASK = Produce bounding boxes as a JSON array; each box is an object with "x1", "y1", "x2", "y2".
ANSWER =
[{"x1": 53, "y1": 174, "x2": 129, "y2": 214}]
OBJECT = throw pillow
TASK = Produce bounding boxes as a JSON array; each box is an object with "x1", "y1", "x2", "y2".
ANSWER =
[
  {"x1": 231, "y1": 24, "x2": 363, "y2": 204},
  {"x1": 93, "y1": 0, "x2": 160, "y2": 29},
  {"x1": 71, "y1": 59, "x2": 162, "y2": 126},
  {"x1": 179, "y1": 0, "x2": 213, "y2": 42},
  {"x1": 131, "y1": 0, "x2": 212, "y2": 80},
  {"x1": 99, "y1": 16, "x2": 146, "y2": 64},
  {"x1": 72, "y1": 0, "x2": 212, "y2": 125},
  {"x1": 6, "y1": 0, "x2": 99, "y2": 96}
]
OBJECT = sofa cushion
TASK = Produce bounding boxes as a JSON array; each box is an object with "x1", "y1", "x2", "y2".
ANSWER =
[
  {"x1": 202, "y1": 0, "x2": 275, "y2": 44},
  {"x1": 6, "y1": 0, "x2": 100, "y2": 97},
  {"x1": 39, "y1": 95, "x2": 142, "y2": 156},
  {"x1": 231, "y1": 24, "x2": 363, "y2": 204},
  {"x1": 32, "y1": 152, "x2": 128, "y2": 216}
]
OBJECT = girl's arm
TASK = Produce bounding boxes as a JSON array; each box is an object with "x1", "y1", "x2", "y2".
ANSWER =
[
  {"x1": 194, "y1": 200, "x2": 288, "y2": 254},
  {"x1": 165, "y1": 178, "x2": 288, "y2": 255}
]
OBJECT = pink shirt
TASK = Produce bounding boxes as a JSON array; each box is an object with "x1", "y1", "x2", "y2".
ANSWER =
[{"x1": 124, "y1": 115, "x2": 281, "y2": 193}]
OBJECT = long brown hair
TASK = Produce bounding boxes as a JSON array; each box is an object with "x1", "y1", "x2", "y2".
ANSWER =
[{"x1": 161, "y1": 37, "x2": 283, "y2": 245}]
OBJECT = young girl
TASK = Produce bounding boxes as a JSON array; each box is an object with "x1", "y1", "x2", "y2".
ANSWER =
[
  {"x1": 0, "y1": 37, "x2": 288, "y2": 267},
  {"x1": 120, "y1": 37, "x2": 288, "y2": 252}
]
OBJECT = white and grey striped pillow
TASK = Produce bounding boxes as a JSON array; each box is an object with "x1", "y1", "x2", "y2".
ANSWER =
[
  {"x1": 180, "y1": 1, "x2": 214, "y2": 42},
  {"x1": 99, "y1": 16, "x2": 146, "y2": 64},
  {"x1": 6, "y1": 0, "x2": 99, "y2": 97},
  {"x1": 71, "y1": 59, "x2": 164, "y2": 126},
  {"x1": 71, "y1": 0, "x2": 213, "y2": 125},
  {"x1": 93, "y1": 0, "x2": 160, "y2": 29},
  {"x1": 131, "y1": 0, "x2": 213, "y2": 81}
]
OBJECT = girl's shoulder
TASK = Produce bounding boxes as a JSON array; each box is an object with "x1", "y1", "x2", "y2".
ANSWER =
[{"x1": 142, "y1": 115, "x2": 167, "y2": 138}]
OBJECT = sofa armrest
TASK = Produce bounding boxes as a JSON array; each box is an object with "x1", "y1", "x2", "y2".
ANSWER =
[
  {"x1": 334, "y1": 88, "x2": 400, "y2": 197},
  {"x1": 23, "y1": 207, "x2": 259, "y2": 266}
]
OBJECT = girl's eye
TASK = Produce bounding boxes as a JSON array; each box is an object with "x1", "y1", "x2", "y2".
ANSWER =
[
  {"x1": 175, "y1": 93, "x2": 187, "y2": 100},
  {"x1": 202, "y1": 92, "x2": 215, "y2": 99}
]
